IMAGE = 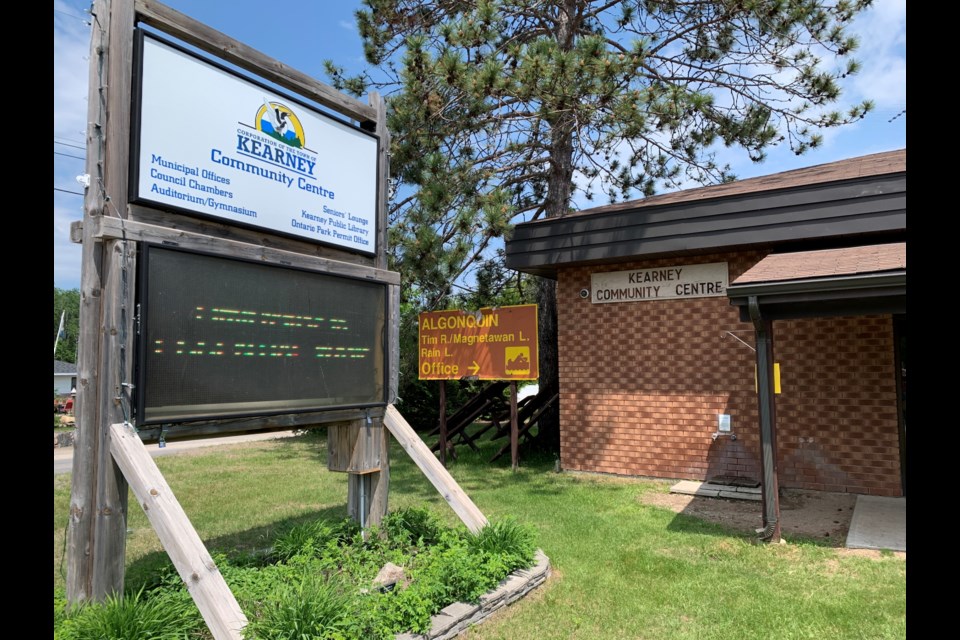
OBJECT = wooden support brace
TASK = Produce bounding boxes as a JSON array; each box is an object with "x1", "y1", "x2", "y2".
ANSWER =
[
  {"x1": 383, "y1": 405, "x2": 488, "y2": 533},
  {"x1": 109, "y1": 423, "x2": 247, "y2": 640}
]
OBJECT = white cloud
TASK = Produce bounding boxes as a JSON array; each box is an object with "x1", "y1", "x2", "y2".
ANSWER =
[
  {"x1": 54, "y1": 1, "x2": 94, "y2": 289},
  {"x1": 849, "y1": 0, "x2": 907, "y2": 109},
  {"x1": 53, "y1": 199, "x2": 84, "y2": 289},
  {"x1": 54, "y1": 2, "x2": 92, "y2": 143}
]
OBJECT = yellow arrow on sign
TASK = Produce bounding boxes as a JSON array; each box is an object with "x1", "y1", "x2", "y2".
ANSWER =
[{"x1": 469, "y1": 361, "x2": 480, "y2": 376}]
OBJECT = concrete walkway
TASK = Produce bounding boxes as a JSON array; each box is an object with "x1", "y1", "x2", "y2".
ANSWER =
[
  {"x1": 670, "y1": 479, "x2": 761, "y2": 501},
  {"x1": 54, "y1": 429, "x2": 299, "y2": 475},
  {"x1": 670, "y1": 480, "x2": 906, "y2": 551},
  {"x1": 845, "y1": 495, "x2": 906, "y2": 552}
]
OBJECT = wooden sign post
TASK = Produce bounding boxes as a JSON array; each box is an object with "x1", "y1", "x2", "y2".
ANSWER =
[
  {"x1": 439, "y1": 380, "x2": 448, "y2": 466},
  {"x1": 68, "y1": 0, "x2": 136, "y2": 604},
  {"x1": 66, "y1": 7, "x2": 488, "y2": 639},
  {"x1": 510, "y1": 381, "x2": 519, "y2": 471},
  {"x1": 418, "y1": 305, "x2": 538, "y2": 469},
  {"x1": 68, "y1": 0, "x2": 399, "y2": 616}
]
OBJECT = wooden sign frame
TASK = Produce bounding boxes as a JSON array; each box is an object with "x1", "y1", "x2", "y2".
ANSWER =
[{"x1": 66, "y1": 3, "x2": 487, "y2": 638}]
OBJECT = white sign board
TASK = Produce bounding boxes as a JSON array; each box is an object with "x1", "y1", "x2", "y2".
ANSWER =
[
  {"x1": 133, "y1": 34, "x2": 378, "y2": 254},
  {"x1": 591, "y1": 262, "x2": 729, "y2": 304}
]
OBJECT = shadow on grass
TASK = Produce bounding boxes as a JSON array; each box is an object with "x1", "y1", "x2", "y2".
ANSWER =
[
  {"x1": 269, "y1": 426, "x2": 329, "y2": 462},
  {"x1": 662, "y1": 510, "x2": 759, "y2": 542},
  {"x1": 121, "y1": 428, "x2": 560, "y2": 590},
  {"x1": 394, "y1": 438, "x2": 572, "y2": 503},
  {"x1": 272, "y1": 424, "x2": 571, "y2": 502},
  {"x1": 660, "y1": 500, "x2": 849, "y2": 549},
  {"x1": 124, "y1": 503, "x2": 349, "y2": 589}
]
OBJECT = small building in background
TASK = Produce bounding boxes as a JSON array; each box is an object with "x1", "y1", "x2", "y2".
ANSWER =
[{"x1": 54, "y1": 360, "x2": 77, "y2": 396}]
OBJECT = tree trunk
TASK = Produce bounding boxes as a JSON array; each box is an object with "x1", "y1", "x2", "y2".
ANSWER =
[
  {"x1": 533, "y1": 0, "x2": 578, "y2": 453},
  {"x1": 535, "y1": 276, "x2": 560, "y2": 451}
]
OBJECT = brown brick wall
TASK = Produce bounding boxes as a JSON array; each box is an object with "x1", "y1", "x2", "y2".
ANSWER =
[{"x1": 556, "y1": 250, "x2": 902, "y2": 496}]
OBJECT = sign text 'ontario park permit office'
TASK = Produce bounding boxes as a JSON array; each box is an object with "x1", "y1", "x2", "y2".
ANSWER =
[
  {"x1": 418, "y1": 305, "x2": 538, "y2": 380},
  {"x1": 591, "y1": 262, "x2": 728, "y2": 303}
]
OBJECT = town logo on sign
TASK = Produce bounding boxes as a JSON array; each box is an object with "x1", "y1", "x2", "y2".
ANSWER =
[
  {"x1": 230, "y1": 97, "x2": 320, "y2": 184},
  {"x1": 256, "y1": 99, "x2": 306, "y2": 148}
]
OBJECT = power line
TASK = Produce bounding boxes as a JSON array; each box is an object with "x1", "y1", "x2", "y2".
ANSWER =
[
  {"x1": 55, "y1": 138, "x2": 86, "y2": 151},
  {"x1": 54, "y1": 187, "x2": 85, "y2": 196},
  {"x1": 54, "y1": 7, "x2": 91, "y2": 25},
  {"x1": 55, "y1": 151, "x2": 86, "y2": 161}
]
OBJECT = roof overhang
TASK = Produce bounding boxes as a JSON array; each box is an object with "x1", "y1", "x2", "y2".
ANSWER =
[
  {"x1": 505, "y1": 150, "x2": 906, "y2": 280},
  {"x1": 727, "y1": 243, "x2": 906, "y2": 320},
  {"x1": 727, "y1": 271, "x2": 906, "y2": 320}
]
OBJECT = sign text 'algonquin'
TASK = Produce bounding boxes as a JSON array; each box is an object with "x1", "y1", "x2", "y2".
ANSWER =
[{"x1": 418, "y1": 305, "x2": 538, "y2": 381}]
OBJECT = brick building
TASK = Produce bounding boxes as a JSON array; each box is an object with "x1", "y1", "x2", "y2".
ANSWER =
[{"x1": 505, "y1": 150, "x2": 906, "y2": 525}]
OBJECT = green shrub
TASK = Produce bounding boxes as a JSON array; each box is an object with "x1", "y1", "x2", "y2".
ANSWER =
[
  {"x1": 53, "y1": 509, "x2": 538, "y2": 640},
  {"x1": 58, "y1": 586, "x2": 200, "y2": 640},
  {"x1": 419, "y1": 536, "x2": 500, "y2": 602},
  {"x1": 272, "y1": 520, "x2": 337, "y2": 562},
  {"x1": 272, "y1": 518, "x2": 360, "y2": 562},
  {"x1": 377, "y1": 579, "x2": 438, "y2": 634},
  {"x1": 54, "y1": 587, "x2": 69, "y2": 638},
  {"x1": 243, "y1": 574, "x2": 355, "y2": 640},
  {"x1": 466, "y1": 517, "x2": 537, "y2": 572},
  {"x1": 382, "y1": 506, "x2": 446, "y2": 547},
  {"x1": 376, "y1": 528, "x2": 517, "y2": 634}
]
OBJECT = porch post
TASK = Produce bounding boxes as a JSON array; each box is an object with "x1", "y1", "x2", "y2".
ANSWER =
[{"x1": 749, "y1": 296, "x2": 781, "y2": 542}]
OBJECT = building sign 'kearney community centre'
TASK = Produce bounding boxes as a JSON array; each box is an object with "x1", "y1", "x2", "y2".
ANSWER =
[
  {"x1": 591, "y1": 262, "x2": 728, "y2": 303},
  {"x1": 505, "y1": 149, "x2": 906, "y2": 501}
]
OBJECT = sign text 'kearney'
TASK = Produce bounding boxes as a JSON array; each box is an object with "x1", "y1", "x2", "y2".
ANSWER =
[{"x1": 591, "y1": 262, "x2": 729, "y2": 304}]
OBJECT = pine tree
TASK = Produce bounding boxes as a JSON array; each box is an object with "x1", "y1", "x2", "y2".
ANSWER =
[{"x1": 327, "y1": 0, "x2": 874, "y2": 449}]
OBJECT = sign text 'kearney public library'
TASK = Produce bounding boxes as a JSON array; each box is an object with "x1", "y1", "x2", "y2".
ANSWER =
[
  {"x1": 418, "y1": 305, "x2": 538, "y2": 381},
  {"x1": 591, "y1": 262, "x2": 729, "y2": 304}
]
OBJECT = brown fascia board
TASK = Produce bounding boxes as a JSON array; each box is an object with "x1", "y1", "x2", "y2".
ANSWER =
[{"x1": 506, "y1": 156, "x2": 905, "y2": 278}]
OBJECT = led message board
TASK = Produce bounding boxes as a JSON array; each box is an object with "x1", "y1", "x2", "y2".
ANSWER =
[
  {"x1": 131, "y1": 32, "x2": 378, "y2": 254},
  {"x1": 135, "y1": 245, "x2": 387, "y2": 424}
]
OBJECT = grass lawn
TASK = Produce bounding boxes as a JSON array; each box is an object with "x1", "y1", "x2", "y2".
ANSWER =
[{"x1": 53, "y1": 428, "x2": 906, "y2": 639}]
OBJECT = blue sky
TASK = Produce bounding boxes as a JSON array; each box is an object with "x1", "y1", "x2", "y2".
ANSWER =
[{"x1": 54, "y1": 0, "x2": 906, "y2": 291}]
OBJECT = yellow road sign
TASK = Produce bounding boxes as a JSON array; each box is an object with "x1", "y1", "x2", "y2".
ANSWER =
[{"x1": 418, "y1": 304, "x2": 538, "y2": 380}]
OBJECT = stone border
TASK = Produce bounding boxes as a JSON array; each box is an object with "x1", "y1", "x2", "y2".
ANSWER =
[{"x1": 396, "y1": 549, "x2": 551, "y2": 640}]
